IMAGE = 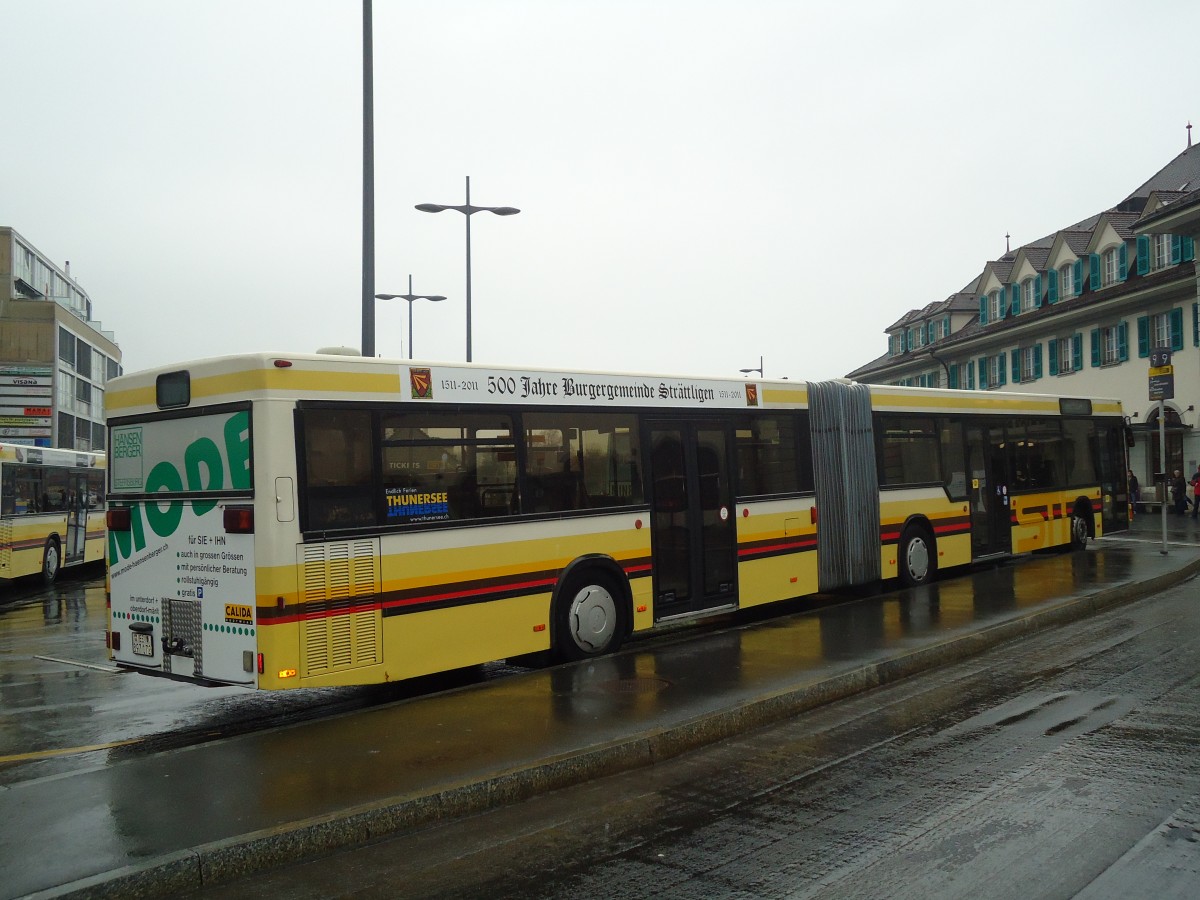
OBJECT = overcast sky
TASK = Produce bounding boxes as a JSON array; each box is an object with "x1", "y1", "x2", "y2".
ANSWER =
[{"x1": 5, "y1": 0, "x2": 1197, "y2": 381}]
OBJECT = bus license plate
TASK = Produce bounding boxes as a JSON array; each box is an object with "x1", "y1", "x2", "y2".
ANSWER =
[{"x1": 132, "y1": 632, "x2": 153, "y2": 657}]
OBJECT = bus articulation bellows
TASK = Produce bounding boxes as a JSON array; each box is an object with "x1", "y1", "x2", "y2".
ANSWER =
[{"x1": 104, "y1": 353, "x2": 1128, "y2": 689}]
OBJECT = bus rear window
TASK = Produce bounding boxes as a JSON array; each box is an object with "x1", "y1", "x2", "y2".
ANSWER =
[{"x1": 156, "y1": 371, "x2": 191, "y2": 409}]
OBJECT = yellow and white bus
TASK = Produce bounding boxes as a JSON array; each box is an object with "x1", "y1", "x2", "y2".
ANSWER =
[
  {"x1": 0, "y1": 443, "x2": 106, "y2": 583},
  {"x1": 104, "y1": 353, "x2": 1128, "y2": 688}
]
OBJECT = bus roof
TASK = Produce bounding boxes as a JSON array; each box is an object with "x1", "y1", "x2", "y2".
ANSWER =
[
  {"x1": 105, "y1": 352, "x2": 1122, "y2": 420},
  {"x1": 0, "y1": 442, "x2": 105, "y2": 467}
]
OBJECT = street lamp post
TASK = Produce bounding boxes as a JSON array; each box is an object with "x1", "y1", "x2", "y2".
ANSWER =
[
  {"x1": 416, "y1": 176, "x2": 519, "y2": 362},
  {"x1": 375, "y1": 275, "x2": 446, "y2": 359},
  {"x1": 740, "y1": 356, "x2": 764, "y2": 377}
]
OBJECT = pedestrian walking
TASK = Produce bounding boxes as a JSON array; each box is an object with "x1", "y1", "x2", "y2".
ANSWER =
[
  {"x1": 1191, "y1": 465, "x2": 1200, "y2": 520},
  {"x1": 1128, "y1": 469, "x2": 1140, "y2": 516}
]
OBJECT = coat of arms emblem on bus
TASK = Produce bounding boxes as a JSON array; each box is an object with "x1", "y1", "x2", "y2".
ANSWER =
[
  {"x1": 745, "y1": 383, "x2": 759, "y2": 406},
  {"x1": 409, "y1": 368, "x2": 433, "y2": 399}
]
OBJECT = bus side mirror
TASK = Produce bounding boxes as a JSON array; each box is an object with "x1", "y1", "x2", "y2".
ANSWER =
[{"x1": 1124, "y1": 426, "x2": 1135, "y2": 448}]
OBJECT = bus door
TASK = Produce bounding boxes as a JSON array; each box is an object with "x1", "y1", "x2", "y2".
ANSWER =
[
  {"x1": 966, "y1": 423, "x2": 1011, "y2": 557},
  {"x1": 647, "y1": 421, "x2": 737, "y2": 619},
  {"x1": 65, "y1": 472, "x2": 89, "y2": 564}
]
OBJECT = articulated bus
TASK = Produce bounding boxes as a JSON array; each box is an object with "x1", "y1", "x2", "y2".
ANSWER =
[
  {"x1": 103, "y1": 353, "x2": 1128, "y2": 689},
  {"x1": 0, "y1": 443, "x2": 106, "y2": 583}
]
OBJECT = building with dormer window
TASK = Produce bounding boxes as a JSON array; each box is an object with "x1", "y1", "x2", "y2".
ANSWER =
[{"x1": 847, "y1": 137, "x2": 1200, "y2": 500}]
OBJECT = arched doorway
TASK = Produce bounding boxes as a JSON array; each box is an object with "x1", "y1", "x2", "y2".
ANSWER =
[{"x1": 1144, "y1": 405, "x2": 1186, "y2": 477}]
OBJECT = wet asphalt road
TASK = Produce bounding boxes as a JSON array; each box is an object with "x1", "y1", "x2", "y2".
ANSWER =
[
  {"x1": 180, "y1": 560, "x2": 1200, "y2": 899},
  {"x1": 0, "y1": 568, "x2": 511, "y2": 786}
]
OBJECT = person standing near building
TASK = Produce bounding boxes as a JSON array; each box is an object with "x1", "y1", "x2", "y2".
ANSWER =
[
  {"x1": 1128, "y1": 469, "x2": 1140, "y2": 516},
  {"x1": 1171, "y1": 469, "x2": 1188, "y2": 514},
  {"x1": 1191, "y1": 465, "x2": 1200, "y2": 520}
]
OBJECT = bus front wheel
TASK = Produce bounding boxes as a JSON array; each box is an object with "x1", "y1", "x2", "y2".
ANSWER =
[
  {"x1": 898, "y1": 524, "x2": 936, "y2": 587},
  {"x1": 42, "y1": 538, "x2": 61, "y2": 585},
  {"x1": 554, "y1": 571, "x2": 625, "y2": 662}
]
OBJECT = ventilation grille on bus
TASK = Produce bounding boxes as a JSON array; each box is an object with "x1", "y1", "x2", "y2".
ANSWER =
[
  {"x1": 164, "y1": 598, "x2": 203, "y2": 676},
  {"x1": 0, "y1": 520, "x2": 11, "y2": 572},
  {"x1": 299, "y1": 539, "x2": 382, "y2": 677}
]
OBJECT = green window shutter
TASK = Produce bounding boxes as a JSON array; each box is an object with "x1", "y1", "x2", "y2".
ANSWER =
[
  {"x1": 1034, "y1": 274, "x2": 1043, "y2": 307},
  {"x1": 1171, "y1": 307, "x2": 1184, "y2": 351},
  {"x1": 997, "y1": 291, "x2": 1007, "y2": 319},
  {"x1": 948, "y1": 365, "x2": 958, "y2": 389},
  {"x1": 1117, "y1": 321, "x2": 1129, "y2": 361},
  {"x1": 1011, "y1": 350, "x2": 1020, "y2": 383},
  {"x1": 944, "y1": 315, "x2": 951, "y2": 337},
  {"x1": 1090, "y1": 254, "x2": 1101, "y2": 290},
  {"x1": 1010, "y1": 284, "x2": 1021, "y2": 316},
  {"x1": 978, "y1": 358, "x2": 987, "y2": 387},
  {"x1": 1033, "y1": 343, "x2": 1043, "y2": 380},
  {"x1": 1184, "y1": 236, "x2": 1195, "y2": 262},
  {"x1": 979, "y1": 296, "x2": 988, "y2": 324},
  {"x1": 1090, "y1": 328, "x2": 1101, "y2": 367},
  {"x1": 998, "y1": 352, "x2": 1007, "y2": 386},
  {"x1": 1171, "y1": 235, "x2": 1183, "y2": 264},
  {"x1": 1048, "y1": 339, "x2": 1059, "y2": 375},
  {"x1": 1137, "y1": 315, "x2": 1150, "y2": 358},
  {"x1": 1073, "y1": 259, "x2": 1083, "y2": 296},
  {"x1": 1072, "y1": 333, "x2": 1083, "y2": 371},
  {"x1": 928, "y1": 321, "x2": 935, "y2": 344},
  {"x1": 968, "y1": 361, "x2": 975, "y2": 390},
  {"x1": 1047, "y1": 268, "x2": 1059, "y2": 304},
  {"x1": 1195, "y1": 303, "x2": 1200, "y2": 347},
  {"x1": 1118, "y1": 243, "x2": 1128, "y2": 280},
  {"x1": 1136, "y1": 235, "x2": 1150, "y2": 276}
]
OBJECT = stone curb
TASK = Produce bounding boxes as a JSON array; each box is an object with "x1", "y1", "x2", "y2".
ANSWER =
[{"x1": 32, "y1": 556, "x2": 1200, "y2": 900}]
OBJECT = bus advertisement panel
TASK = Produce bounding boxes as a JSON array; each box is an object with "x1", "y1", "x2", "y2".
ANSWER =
[{"x1": 107, "y1": 409, "x2": 255, "y2": 684}]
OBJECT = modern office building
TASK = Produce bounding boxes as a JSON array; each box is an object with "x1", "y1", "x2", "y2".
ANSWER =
[
  {"x1": 846, "y1": 134, "x2": 1200, "y2": 503},
  {"x1": 0, "y1": 226, "x2": 121, "y2": 450}
]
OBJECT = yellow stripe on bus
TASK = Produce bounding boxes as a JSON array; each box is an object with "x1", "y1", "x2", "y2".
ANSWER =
[
  {"x1": 108, "y1": 367, "x2": 403, "y2": 411},
  {"x1": 872, "y1": 393, "x2": 1061, "y2": 412}
]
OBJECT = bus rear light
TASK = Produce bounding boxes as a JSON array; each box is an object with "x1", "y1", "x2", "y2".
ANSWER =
[
  {"x1": 107, "y1": 507, "x2": 132, "y2": 531},
  {"x1": 110, "y1": 631, "x2": 120, "y2": 651},
  {"x1": 273, "y1": 359, "x2": 293, "y2": 368},
  {"x1": 257, "y1": 653, "x2": 265, "y2": 674},
  {"x1": 533, "y1": 623, "x2": 546, "y2": 633},
  {"x1": 811, "y1": 506, "x2": 818, "y2": 525},
  {"x1": 224, "y1": 506, "x2": 254, "y2": 534}
]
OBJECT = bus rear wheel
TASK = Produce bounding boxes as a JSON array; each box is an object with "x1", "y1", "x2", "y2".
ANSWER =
[
  {"x1": 898, "y1": 524, "x2": 936, "y2": 587},
  {"x1": 1070, "y1": 512, "x2": 1090, "y2": 550},
  {"x1": 554, "y1": 571, "x2": 625, "y2": 662},
  {"x1": 42, "y1": 538, "x2": 61, "y2": 585}
]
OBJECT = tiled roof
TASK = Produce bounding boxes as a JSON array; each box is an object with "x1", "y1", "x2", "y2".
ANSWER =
[{"x1": 1122, "y1": 144, "x2": 1200, "y2": 201}]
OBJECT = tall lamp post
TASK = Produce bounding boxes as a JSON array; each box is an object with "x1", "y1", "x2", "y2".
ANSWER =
[
  {"x1": 375, "y1": 275, "x2": 446, "y2": 359},
  {"x1": 416, "y1": 176, "x2": 519, "y2": 362},
  {"x1": 740, "y1": 356, "x2": 764, "y2": 377}
]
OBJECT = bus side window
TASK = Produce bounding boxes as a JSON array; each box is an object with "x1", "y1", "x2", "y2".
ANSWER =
[{"x1": 301, "y1": 409, "x2": 375, "y2": 531}]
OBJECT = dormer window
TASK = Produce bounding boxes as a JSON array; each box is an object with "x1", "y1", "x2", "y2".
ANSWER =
[
  {"x1": 989, "y1": 290, "x2": 1004, "y2": 321},
  {"x1": 1151, "y1": 234, "x2": 1172, "y2": 271},
  {"x1": 1021, "y1": 277, "x2": 1038, "y2": 312},
  {"x1": 1059, "y1": 262, "x2": 1076, "y2": 299},
  {"x1": 1102, "y1": 246, "x2": 1121, "y2": 286}
]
